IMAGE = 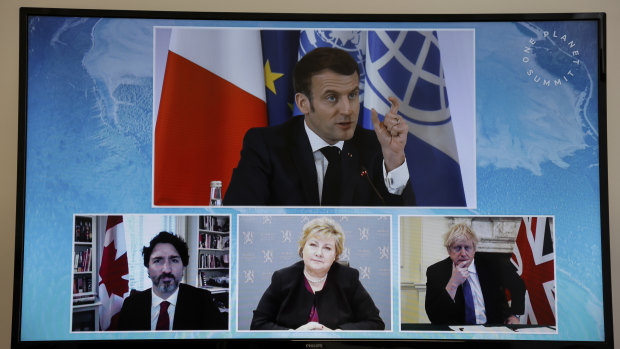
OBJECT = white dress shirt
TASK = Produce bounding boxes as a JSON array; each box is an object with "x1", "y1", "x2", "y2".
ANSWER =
[
  {"x1": 150, "y1": 287, "x2": 179, "y2": 330},
  {"x1": 466, "y1": 260, "x2": 488, "y2": 324},
  {"x1": 303, "y1": 121, "x2": 409, "y2": 202}
]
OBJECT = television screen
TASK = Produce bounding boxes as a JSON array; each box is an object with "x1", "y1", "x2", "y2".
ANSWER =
[{"x1": 13, "y1": 7, "x2": 611, "y2": 349}]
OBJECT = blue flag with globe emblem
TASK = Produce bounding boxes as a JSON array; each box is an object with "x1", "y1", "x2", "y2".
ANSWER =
[
  {"x1": 269, "y1": 29, "x2": 466, "y2": 206},
  {"x1": 363, "y1": 30, "x2": 466, "y2": 206}
]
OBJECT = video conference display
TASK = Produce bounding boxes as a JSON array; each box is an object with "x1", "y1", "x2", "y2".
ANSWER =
[{"x1": 16, "y1": 9, "x2": 608, "y2": 346}]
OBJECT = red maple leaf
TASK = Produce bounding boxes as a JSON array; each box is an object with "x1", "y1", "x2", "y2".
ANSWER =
[{"x1": 99, "y1": 239, "x2": 129, "y2": 298}]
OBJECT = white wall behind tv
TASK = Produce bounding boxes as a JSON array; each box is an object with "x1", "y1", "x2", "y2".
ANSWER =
[{"x1": 0, "y1": 1, "x2": 617, "y2": 347}]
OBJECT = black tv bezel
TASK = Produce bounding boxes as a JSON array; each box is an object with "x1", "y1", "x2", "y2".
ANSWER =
[{"x1": 13, "y1": 7, "x2": 611, "y2": 349}]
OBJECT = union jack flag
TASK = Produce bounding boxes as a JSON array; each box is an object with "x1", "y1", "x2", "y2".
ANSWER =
[{"x1": 511, "y1": 217, "x2": 556, "y2": 325}]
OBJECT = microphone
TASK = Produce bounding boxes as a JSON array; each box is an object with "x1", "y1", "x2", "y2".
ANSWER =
[{"x1": 360, "y1": 166, "x2": 385, "y2": 205}]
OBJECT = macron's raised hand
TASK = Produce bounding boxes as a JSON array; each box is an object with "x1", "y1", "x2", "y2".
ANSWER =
[{"x1": 370, "y1": 96, "x2": 408, "y2": 172}]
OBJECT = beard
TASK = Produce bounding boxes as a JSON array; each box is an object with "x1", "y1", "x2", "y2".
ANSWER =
[{"x1": 152, "y1": 272, "x2": 179, "y2": 295}]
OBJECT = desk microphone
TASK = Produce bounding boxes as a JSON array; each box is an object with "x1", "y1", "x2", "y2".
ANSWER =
[{"x1": 360, "y1": 165, "x2": 385, "y2": 205}]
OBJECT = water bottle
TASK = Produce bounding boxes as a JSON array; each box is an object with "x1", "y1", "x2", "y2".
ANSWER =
[{"x1": 210, "y1": 181, "x2": 222, "y2": 206}]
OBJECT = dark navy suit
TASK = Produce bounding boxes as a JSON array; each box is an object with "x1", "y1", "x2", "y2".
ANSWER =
[
  {"x1": 425, "y1": 254, "x2": 526, "y2": 325},
  {"x1": 117, "y1": 283, "x2": 226, "y2": 330},
  {"x1": 224, "y1": 116, "x2": 415, "y2": 206},
  {"x1": 251, "y1": 261, "x2": 385, "y2": 330}
]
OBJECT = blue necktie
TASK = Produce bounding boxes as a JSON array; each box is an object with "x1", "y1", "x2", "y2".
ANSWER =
[{"x1": 463, "y1": 280, "x2": 476, "y2": 324}]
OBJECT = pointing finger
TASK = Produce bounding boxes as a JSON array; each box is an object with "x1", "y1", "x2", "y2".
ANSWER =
[{"x1": 388, "y1": 96, "x2": 400, "y2": 115}]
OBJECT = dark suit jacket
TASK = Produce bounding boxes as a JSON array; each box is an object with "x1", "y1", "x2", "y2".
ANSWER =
[
  {"x1": 117, "y1": 283, "x2": 227, "y2": 330},
  {"x1": 424, "y1": 254, "x2": 525, "y2": 325},
  {"x1": 250, "y1": 261, "x2": 385, "y2": 330},
  {"x1": 224, "y1": 116, "x2": 415, "y2": 206}
]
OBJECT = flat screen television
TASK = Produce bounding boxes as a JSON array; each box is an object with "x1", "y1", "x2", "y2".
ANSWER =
[{"x1": 13, "y1": 7, "x2": 611, "y2": 349}]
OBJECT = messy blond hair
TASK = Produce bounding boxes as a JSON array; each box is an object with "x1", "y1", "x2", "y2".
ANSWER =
[{"x1": 443, "y1": 223, "x2": 479, "y2": 252}]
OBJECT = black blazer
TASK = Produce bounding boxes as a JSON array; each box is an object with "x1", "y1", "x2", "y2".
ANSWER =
[
  {"x1": 117, "y1": 283, "x2": 227, "y2": 330},
  {"x1": 250, "y1": 261, "x2": 385, "y2": 330},
  {"x1": 424, "y1": 254, "x2": 525, "y2": 325},
  {"x1": 224, "y1": 116, "x2": 415, "y2": 206}
]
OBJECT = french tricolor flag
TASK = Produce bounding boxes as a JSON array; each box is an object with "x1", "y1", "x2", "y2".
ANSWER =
[{"x1": 154, "y1": 28, "x2": 268, "y2": 205}]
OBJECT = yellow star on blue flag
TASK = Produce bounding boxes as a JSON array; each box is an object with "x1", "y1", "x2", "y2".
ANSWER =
[
  {"x1": 261, "y1": 30, "x2": 300, "y2": 125},
  {"x1": 264, "y1": 60, "x2": 284, "y2": 95}
]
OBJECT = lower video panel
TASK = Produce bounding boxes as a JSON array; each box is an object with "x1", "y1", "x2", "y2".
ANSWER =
[
  {"x1": 71, "y1": 214, "x2": 230, "y2": 332},
  {"x1": 400, "y1": 215, "x2": 556, "y2": 333},
  {"x1": 236, "y1": 214, "x2": 392, "y2": 331},
  {"x1": 69, "y1": 214, "x2": 556, "y2": 337}
]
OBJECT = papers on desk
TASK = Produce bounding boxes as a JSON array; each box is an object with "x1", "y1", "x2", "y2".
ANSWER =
[
  {"x1": 449, "y1": 325, "x2": 514, "y2": 333},
  {"x1": 449, "y1": 325, "x2": 556, "y2": 333},
  {"x1": 514, "y1": 326, "x2": 557, "y2": 333}
]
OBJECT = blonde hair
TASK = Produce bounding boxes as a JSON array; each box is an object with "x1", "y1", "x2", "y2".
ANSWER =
[
  {"x1": 443, "y1": 223, "x2": 479, "y2": 252},
  {"x1": 298, "y1": 217, "x2": 345, "y2": 261}
]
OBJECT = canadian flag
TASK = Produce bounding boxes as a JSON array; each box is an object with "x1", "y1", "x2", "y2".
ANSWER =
[
  {"x1": 154, "y1": 28, "x2": 268, "y2": 205},
  {"x1": 98, "y1": 216, "x2": 129, "y2": 331},
  {"x1": 511, "y1": 217, "x2": 556, "y2": 325}
]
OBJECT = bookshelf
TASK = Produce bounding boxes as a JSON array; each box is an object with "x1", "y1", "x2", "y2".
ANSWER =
[
  {"x1": 72, "y1": 215, "x2": 100, "y2": 331},
  {"x1": 196, "y1": 215, "x2": 230, "y2": 313}
]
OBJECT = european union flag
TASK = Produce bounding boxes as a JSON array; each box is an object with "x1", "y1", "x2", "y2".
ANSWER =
[{"x1": 261, "y1": 30, "x2": 300, "y2": 125}]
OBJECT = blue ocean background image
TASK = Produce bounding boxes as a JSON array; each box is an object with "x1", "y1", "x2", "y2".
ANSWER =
[
  {"x1": 474, "y1": 21, "x2": 602, "y2": 340},
  {"x1": 21, "y1": 16, "x2": 603, "y2": 341}
]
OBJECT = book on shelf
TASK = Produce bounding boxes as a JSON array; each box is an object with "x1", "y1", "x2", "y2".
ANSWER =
[
  {"x1": 73, "y1": 294, "x2": 96, "y2": 305},
  {"x1": 74, "y1": 248, "x2": 92, "y2": 272},
  {"x1": 74, "y1": 218, "x2": 93, "y2": 242},
  {"x1": 199, "y1": 234, "x2": 230, "y2": 250},
  {"x1": 199, "y1": 253, "x2": 230, "y2": 268},
  {"x1": 199, "y1": 271, "x2": 229, "y2": 289},
  {"x1": 200, "y1": 216, "x2": 230, "y2": 232},
  {"x1": 73, "y1": 275, "x2": 92, "y2": 294}
]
